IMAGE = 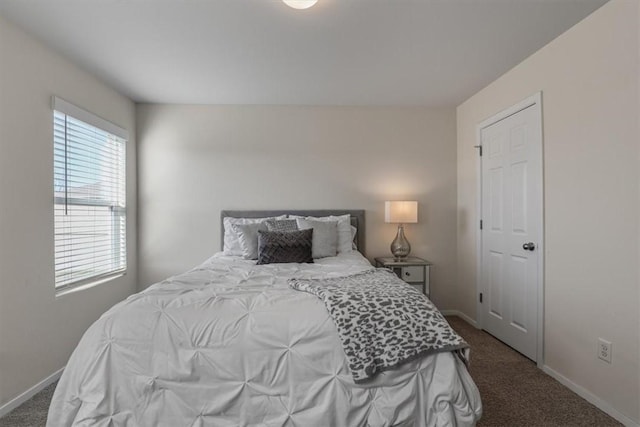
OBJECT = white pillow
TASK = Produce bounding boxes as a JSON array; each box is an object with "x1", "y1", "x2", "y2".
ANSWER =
[
  {"x1": 233, "y1": 222, "x2": 267, "y2": 260},
  {"x1": 292, "y1": 214, "x2": 353, "y2": 254},
  {"x1": 223, "y1": 216, "x2": 286, "y2": 256},
  {"x1": 351, "y1": 225, "x2": 357, "y2": 250},
  {"x1": 296, "y1": 218, "x2": 338, "y2": 258}
]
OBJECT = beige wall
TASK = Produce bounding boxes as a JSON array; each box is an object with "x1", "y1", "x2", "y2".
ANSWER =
[
  {"x1": 137, "y1": 104, "x2": 457, "y2": 308},
  {"x1": 0, "y1": 17, "x2": 137, "y2": 407},
  {"x1": 456, "y1": 0, "x2": 639, "y2": 423}
]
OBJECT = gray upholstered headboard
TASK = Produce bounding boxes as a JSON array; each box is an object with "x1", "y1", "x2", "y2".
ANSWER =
[{"x1": 220, "y1": 210, "x2": 365, "y2": 256}]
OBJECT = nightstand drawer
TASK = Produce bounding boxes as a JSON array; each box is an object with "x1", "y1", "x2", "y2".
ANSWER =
[
  {"x1": 374, "y1": 256, "x2": 431, "y2": 296},
  {"x1": 401, "y1": 266, "x2": 424, "y2": 282}
]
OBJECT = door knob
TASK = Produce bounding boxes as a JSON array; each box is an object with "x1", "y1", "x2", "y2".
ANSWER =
[{"x1": 522, "y1": 242, "x2": 536, "y2": 251}]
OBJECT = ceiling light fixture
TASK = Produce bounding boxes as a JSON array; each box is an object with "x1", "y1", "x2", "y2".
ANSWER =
[{"x1": 283, "y1": 0, "x2": 318, "y2": 10}]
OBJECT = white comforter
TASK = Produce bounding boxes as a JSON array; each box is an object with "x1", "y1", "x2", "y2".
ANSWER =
[{"x1": 48, "y1": 252, "x2": 482, "y2": 426}]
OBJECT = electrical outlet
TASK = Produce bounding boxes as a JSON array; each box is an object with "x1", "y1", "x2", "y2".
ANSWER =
[{"x1": 598, "y1": 338, "x2": 612, "y2": 363}]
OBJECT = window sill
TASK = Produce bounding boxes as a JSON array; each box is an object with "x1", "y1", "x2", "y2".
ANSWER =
[{"x1": 55, "y1": 271, "x2": 126, "y2": 298}]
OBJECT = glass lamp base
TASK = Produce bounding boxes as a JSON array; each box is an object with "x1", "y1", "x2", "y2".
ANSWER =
[{"x1": 390, "y1": 225, "x2": 411, "y2": 260}]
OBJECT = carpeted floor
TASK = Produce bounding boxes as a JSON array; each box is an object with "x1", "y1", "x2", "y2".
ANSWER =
[
  {"x1": 448, "y1": 316, "x2": 621, "y2": 427},
  {"x1": 0, "y1": 316, "x2": 621, "y2": 426},
  {"x1": 0, "y1": 382, "x2": 55, "y2": 427}
]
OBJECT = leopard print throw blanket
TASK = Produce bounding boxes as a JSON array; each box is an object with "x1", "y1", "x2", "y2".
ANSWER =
[{"x1": 289, "y1": 269, "x2": 469, "y2": 383}]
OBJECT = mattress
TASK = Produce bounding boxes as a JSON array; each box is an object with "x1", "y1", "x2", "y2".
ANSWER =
[{"x1": 47, "y1": 252, "x2": 482, "y2": 426}]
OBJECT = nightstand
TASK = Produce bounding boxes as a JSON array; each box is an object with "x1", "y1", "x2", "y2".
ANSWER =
[{"x1": 374, "y1": 256, "x2": 432, "y2": 296}]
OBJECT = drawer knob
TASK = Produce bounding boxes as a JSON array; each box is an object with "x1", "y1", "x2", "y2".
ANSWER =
[{"x1": 405, "y1": 272, "x2": 410, "y2": 276}]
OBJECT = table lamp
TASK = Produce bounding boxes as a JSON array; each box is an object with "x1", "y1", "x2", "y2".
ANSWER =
[{"x1": 384, "y1": 201, "x2": 418, "y2": 260}]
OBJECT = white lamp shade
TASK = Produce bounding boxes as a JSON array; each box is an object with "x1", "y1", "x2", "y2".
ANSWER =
[
  {"x1": 283, "y1": 0, "x2": 318, "y2": 9},
  {"x1": 385, "y1": 201, "x2": 418, "y2": 224}
]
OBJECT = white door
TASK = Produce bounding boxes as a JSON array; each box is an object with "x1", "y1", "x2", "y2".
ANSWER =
[{"x1": 480, "y1": 98, "x2": 542, "y2": 362}]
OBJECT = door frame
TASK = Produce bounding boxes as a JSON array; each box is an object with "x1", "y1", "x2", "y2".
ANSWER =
[{"x1": 475, "y1": 92, "x2": 545, "y2": 367}]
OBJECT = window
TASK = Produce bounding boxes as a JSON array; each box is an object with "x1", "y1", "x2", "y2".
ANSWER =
[{"x1": 53, "y1": 97, "x2": 127, "y2": 291}]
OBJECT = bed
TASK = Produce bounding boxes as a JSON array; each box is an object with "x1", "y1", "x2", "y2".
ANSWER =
[{"x1": 48, "y1": 210, "x2": 482, "y2": 426}]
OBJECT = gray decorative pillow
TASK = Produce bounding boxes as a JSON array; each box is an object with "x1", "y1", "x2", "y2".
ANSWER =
[
  {"x1": 264, "y1": 219, "x2": 299, "y2": 232},
  {"x1": 223, "y1": 215, "x2": 286, "y2": 256},
  {"x1": 296, "y1": 218, "x2": 338, "y2": 259},
  {"x1": 233, "y1": 222, "x2": 267, "y2": 260},
  {"x1": 257, "y1": 229, "x2": 313, "y2": 264}
]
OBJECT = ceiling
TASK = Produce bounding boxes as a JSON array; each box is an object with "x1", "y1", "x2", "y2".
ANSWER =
[{"x1": 0, "y1": 0, "x2": 608, "y2": 106}]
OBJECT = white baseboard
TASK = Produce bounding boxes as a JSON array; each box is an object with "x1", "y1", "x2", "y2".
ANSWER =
[
  {"x1": 440, "y1": 310, "x2": 479, "y2": 328},
  {"x1": 542, "y1": 365, "x2": 639, "y2": 427},
  {"x1": 0, "y1": 367, "x2": 64, "y2": 419}
]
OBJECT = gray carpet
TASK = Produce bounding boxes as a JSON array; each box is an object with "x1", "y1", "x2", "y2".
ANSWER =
[
  {"x1": 447, "y1": 317, "x2": 621, "y2": 427},
  {"x1": 0, "y1": 317, "x2": 621, "y2": 426},
  {"x1": 0, "y1": 382, "x2": 55, "y2": 427}
]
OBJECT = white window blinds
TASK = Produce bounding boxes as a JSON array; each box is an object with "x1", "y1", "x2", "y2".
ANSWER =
[{"x1": 53, "y1": 97, "x2": 127, "y2": 290}]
